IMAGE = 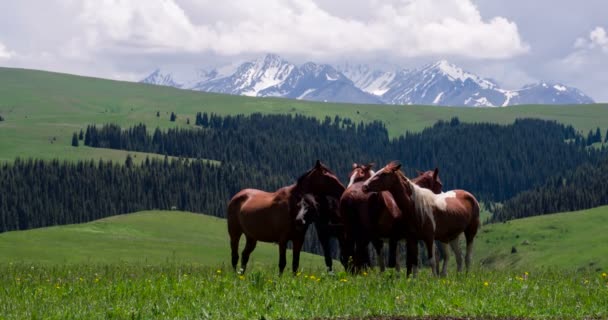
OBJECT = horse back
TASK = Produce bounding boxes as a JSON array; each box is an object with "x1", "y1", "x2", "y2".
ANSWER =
[
  {"x1": 433, "y1": 189, "x2": 480, "y2": 242},
  {"x1": 228, "y1": 188, "x2": 293, "y2": 242}
]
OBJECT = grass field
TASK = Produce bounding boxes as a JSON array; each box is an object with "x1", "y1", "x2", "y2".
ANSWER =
[
  {"x1": 1, "y1": 210, "x2": 607, "y2": 318},
  {"x1": 1, "y1": 264, "x2": 606, "y2": 319},
  {"x1": 1, "y1": 67, "x2": 608, "y2": 163}
]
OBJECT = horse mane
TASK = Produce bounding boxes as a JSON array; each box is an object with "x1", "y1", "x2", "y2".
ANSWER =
[
  {"x1": 393, "y1": 165, "x2": 436, "y2": 230},
  {"x1": 295, "y1": 161, "x2": 337, "y2": 192}
]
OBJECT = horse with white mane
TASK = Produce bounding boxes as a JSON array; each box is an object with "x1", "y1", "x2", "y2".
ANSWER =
[{"x1": 363, "y1": 161, "x2": 480, "y2": 276}]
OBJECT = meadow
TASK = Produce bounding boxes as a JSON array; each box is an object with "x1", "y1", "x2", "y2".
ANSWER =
[
  {"x1": 1, "y1": 263, "x2": 606, "y2": 319},
  {"x1": 1, "y1": 209, "x2": 607, "y2": 319}
]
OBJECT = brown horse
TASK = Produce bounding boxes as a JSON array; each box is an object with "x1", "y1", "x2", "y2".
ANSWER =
[
  {"x1": 340, "y1": 164, "x2": 443, "y2": 272},
  {"x1": 363, "y1": 162, "x2": 480, "y2": 276},
  {"x1": 227, "y1": 160, "x2": 345, "y2": 274},
  {"x1": 413, "y1": 168, "x2": 443, "y2": 195}
]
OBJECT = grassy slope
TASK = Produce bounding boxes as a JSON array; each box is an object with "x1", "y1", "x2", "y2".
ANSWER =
[
  {"x1": 0, "y1": 210, "x2": 323, "y2": 270},
  {"x1": 1, "y1": 206, "x2": 607, "y2": 271},
  {"x1": 1, "y1": 67, "x2": 608, "y2": 162},
  {"x1": 475, "y1": 205, "x2": 608, "y2": 271}
]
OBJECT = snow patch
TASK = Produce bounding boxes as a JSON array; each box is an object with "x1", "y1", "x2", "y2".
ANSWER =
[
  {"x1": 554, "y1": 84, "x2": 567, "y2": 91},
  {"x1": 433, "y1": 92, "x2": 444, "y2": 104},
  {"x1": 297, "y1": 89, "x2": 316, "y2": 100}
]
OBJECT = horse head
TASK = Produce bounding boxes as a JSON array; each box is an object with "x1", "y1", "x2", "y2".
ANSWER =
[
  {"x1": 295, "y1": 194, "x2": 320, "y2": 229},
  {"x1": 362, "y1": 161, "x2": 408, "y2": 194},
  {"x1": 413, "y1": 167, "x2": 443, "y2": 194},
  {"x1": 347, "y1": 163, "x2": 375, "y2": 187},
  {"x1": 296, "y1": 160, "x2": 345, "y2": 199}
]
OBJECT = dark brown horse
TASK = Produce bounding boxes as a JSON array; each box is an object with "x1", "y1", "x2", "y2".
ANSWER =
[
  {"x1": 363, "y1": 162, "x2": 480, "y2": 276},
  {"x1": 227, "y1": 161, "x2": 345, "y2": 274},
  {"x1": 340, "y1": 164, "x2": 444, "y2": 272}
]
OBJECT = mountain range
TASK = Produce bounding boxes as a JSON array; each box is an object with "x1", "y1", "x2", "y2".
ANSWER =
[{"x1": 141, "y1": 54, "x2": 594, "y2": 107}]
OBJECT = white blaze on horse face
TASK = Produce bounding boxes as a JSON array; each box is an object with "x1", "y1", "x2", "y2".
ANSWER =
[
  {"x1": 347, "y1": 171, "x2": 358, "y2": 188},
  {"x1": 296, "y1": 199, "x2": 308, "y2": 224},
  {"x1": 435, "y1": 191, "x2": 457, "y2": 211}
]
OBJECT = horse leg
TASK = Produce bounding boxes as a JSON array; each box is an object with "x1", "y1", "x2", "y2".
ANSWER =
[
  {"x1": 438, "y1": 241, "x2": 449, "y2": 277},
  {"x1": 450, "y1": 238, "x2": 464, "y2": 273},
  {"x1": 292, "y1": 238, "x2": 304, "y2": 274},
  {"x1": 372, "y1": 239, "x2": 385, "y2": 272},
  {"x1": 465, "y1": 237, "x2": 475, "y2": 272},
  {"x1": 228, "y1": 226, "x2": 242, "y2": 272},
  {"x1": 405, "y1": 239, "x2": 418, "y2": 278},
  {"x1": 240, "y1": 236, "x2": 257, "y2": 274},
  {"x1": 278, "y1": 240, "x2": 288, "y2": 275},
  {"x1": 388, "y1": 238, "x2": 399, "y2": 270},
  {"x1": 424, "y1": 237, "x2": 438, "y2": 276},
  {"x1": 316, "y1": 225, "x2": 333, "y2": 272}
]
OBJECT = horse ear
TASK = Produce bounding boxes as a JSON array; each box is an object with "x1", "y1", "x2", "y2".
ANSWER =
[
  {"x1": 433, "y1": 167, "x2": 439, "y2": 180},
  {"x1": 368, "y1": 162, "x2": 375, "y2": 169},
  {"x1": 416, "y1": 169, "x2": 423, "y2": 176},
  {"x1": 352, "y1": 163, "x2": 358, "y2": 169},
  {"x1": 315, "y1": 160, "x2": 322, "y2": 168},
  {"x1": 394, "y1": 164, "x2": 402, "y2": 171}
]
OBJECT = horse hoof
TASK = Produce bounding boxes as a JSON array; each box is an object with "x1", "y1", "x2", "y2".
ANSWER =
[{"x1": 238, "y1": 268, "x2": 245, "y2": 275}]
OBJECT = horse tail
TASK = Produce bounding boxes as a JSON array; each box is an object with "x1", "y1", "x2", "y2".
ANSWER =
[
  {"x1": 464, "y1": 192, "x2": 480, "y2": 244},
  {"x1": 227, "y1": 191, "x2": 248, "y2": 270}
]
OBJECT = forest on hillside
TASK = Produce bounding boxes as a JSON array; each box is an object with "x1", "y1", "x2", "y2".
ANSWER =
[{"x1": 2, "y1": 113, "x2": 608, "y2": 257}]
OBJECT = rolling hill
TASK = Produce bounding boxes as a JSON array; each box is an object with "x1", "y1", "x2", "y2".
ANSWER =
[
  {"x1": 474, "y1": 205, "x2": 608, "y2": 271},
  {"x1": 1, "y1": 67, "x2": 608, "y2": 163},
  {"x1": 0, "y1": 210, "x2": 324, "y2": 269},
  {"x1": 1, "y1": 207, "x2": 606, "y2": 271}
]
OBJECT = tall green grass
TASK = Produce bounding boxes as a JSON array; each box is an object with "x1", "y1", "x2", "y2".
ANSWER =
[{"x1": 1, "y1": 264, "x2": 606, "y2": 319}]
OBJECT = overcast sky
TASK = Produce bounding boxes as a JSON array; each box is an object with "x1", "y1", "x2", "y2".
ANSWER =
[{"x1": 0, "y1": 0, "x2": 606, "y2": 101}]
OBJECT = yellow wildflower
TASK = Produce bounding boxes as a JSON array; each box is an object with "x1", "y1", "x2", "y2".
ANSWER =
[
  {"x1": 340, "y1": 278, "x2": 348, "y2": 282},
  {"x1": 239, "y1": 275, "x2": 245, "y2": 280},
  {"x1": 483, "y1": 281, "x2": 489, "y2": 286},
  {"x1": 362, "y1": 272, "x2": 368, "y2": 276},
  {"x1": 602, "y1": 272, "x2": 607, "y2": 278},
  {"x1": 216, "y1": 269, "x2": 222, "y2": 274}
]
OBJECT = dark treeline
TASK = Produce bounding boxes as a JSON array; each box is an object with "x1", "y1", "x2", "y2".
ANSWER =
[
  {"x1": 0, "y1": 157, "x2": 330, "y2": 255},
  {"x1": 83, "y1": 114, "x2": 605, "y2": 202},
  {"x1": 492, "y1": 157, "x2": 608, "y2": 221}
]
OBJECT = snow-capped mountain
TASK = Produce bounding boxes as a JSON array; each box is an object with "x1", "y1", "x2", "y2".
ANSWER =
[{"x1": 141, "y1": 54, "x2": 594, "y2": 107}]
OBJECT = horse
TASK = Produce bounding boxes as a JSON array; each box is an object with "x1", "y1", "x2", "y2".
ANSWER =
[
  {"x1": 340, "y1": 164, "x2": 444, "y2": 273},
  {"x1": 363, "y1": 161, "x2": 480, "y2": 277},
  {"x1": 227, "y1": 160, "x2": 345, "y2": 274},
  {"x1": 412, "y1": 168, "x2": 443, "y2": 195}
]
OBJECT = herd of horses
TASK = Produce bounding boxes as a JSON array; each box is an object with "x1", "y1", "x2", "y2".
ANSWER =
[{"x1": 227, "y1": 160, "x2": 480, "y2": 277}]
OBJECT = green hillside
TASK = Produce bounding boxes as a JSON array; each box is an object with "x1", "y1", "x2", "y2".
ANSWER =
[
  {"x1": 1, "y1": 206, "x2": 607, "y2": 271},
  {"x1": 475, "y1": 205, "x2": 608, "y2": 271},
  {"x1": 1, "y1": 67, "x2": 607, "y2": 163},
  {"x1": 0, "y1": 210, "x2": 324, "y2": 270}
]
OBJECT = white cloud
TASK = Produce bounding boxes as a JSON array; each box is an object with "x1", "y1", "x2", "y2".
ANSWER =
[
  {"x1": 0, "y1": 41, "x2": 15, "y2": 60},
  {"x1": 65, "y1": 0, "x2": 528, "y2": 59},
  {"x1": 574, "y1": 26, "x2": 608, "y2": 53}
]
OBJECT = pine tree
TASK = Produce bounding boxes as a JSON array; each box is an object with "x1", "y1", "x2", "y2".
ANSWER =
[
  {"x1": 596, "y1": 128, "x2": 602, "y2": 144},
  {"x1": 201, "y1": 113, "x2": 209, "y2": 127},
  {"x1": 0, "y1": 114, "x2": 4, "y2": 121},
  {"x1": 125, "y1": 154, "x2": 133, "y2": 168},
  {"x1": 187, "y1": 118, "x2": 190, "y2": 125},
  {"x1": 71, "y1": 133, "x2": 79, "y2": 147},
  {"x1": 78, "y1": 129, "x2": 84, "y2": 140},
  {"x1": 170, "y1": 112, "x2": 176, "y2": 122},
  {"x1": 156, "y1": 111, "x2": 160, "y2": 117}
]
